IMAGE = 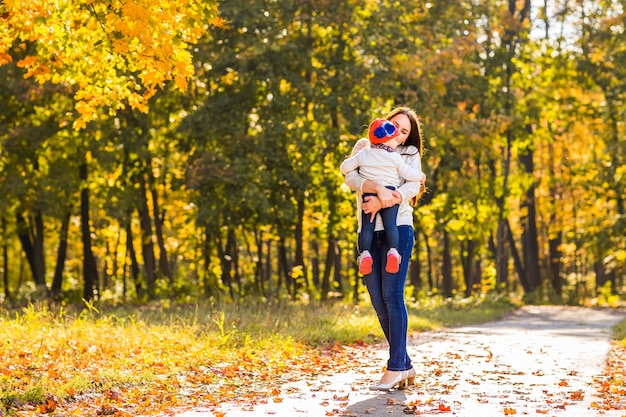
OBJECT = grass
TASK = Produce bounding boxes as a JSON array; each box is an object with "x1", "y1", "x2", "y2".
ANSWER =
[
  {"x1": 612, "y1": 317, "x2": 626, "y2": 344},
  {"x1": 0, "y1": 293, "x2": 518, "y2": 416}
]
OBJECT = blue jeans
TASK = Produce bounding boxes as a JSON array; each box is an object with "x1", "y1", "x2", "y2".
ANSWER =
[
  {"x1": 362, "y1": 225, "x2": 414, "y2": 372},
  {"x1": 358, "y1": 187, "x2": 399, "y2": 254}
]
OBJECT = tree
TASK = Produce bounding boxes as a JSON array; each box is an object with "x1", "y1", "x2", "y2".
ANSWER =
[
  {"x1": 0, "y1": 0, "x2": 220, "y2": 128},
  {"x1": 577, "y1": 0, "x2": 626, "y2": 293}
]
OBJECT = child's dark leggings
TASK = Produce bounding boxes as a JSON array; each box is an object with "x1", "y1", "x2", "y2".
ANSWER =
[{"x1": 358, "y1": 187, "x2": 399, "y2": 254}]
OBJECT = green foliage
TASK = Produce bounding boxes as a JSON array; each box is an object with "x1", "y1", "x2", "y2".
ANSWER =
[
  {"x1": 612, "y1": 318, "x2": 626, "y2": 345},
  {"x1": 597, "y1": 282, "x2": 620, "y2": 308},
  {"x1": 0, "y1": 0, "x2": 625, "y2": 306}
]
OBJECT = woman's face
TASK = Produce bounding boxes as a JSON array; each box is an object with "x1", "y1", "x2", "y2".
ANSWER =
[{"x1": 390, "y1": 114, "x2": 411, "y2": 145}]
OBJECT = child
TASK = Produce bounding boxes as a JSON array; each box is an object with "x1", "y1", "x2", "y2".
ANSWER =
[{"x1": 340, "y1": 118, "x2": 425, "y2": 275}]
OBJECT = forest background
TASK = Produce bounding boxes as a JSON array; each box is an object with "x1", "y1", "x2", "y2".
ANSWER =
[{"x1": 0, "y1": 0, "x2": 625, "y2": 307}]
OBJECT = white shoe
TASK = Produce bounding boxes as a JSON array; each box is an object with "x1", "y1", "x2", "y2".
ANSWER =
[{"x1": 370, "y1": 370, "x2": 408, "y2": 391}]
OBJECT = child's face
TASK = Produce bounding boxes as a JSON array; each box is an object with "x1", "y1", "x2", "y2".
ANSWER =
[{"x1": 389, "y1": 114, "x2": 411, "y2": 145}]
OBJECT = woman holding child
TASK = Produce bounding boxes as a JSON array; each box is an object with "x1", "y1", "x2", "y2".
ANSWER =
[{"x1": 341, "y1": 107, "x2": 425, "y2": 390}]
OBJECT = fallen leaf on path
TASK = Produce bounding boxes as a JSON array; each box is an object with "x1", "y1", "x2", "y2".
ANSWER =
[
  {"x1": 38, "y1": 396, "x2": 58, "y2": 413},
  {"x1": 96, "y1": 404, "x2": 119, "y2": 416},
  {"x1": 570, "y1": 390, "x2": 584, "y2": 400}
]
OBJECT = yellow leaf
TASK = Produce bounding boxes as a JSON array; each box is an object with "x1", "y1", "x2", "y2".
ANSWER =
[
  {"x1": 0, "y1": 53, "x2": 12, "y2": 65},
  {"x1": 174, "y1": 75, "x2": 188, "y2": 91}
]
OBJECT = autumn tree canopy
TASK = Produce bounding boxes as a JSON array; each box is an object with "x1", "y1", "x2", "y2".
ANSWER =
[
  {"x1": 0, "y1": 0, "x2": 220, "y2": 128},
  {"x1": 0, "y1": 0, "x2": 624, "y2": 305}
]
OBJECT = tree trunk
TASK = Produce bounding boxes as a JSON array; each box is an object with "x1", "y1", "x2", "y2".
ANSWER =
[
  {"x1": 495, "y1": 219, "x2": 509, "y2": 286},
  {"x1": 80, "y1": 163, "x2": 99, "y2": 301},
  {"x1": 216, "y1": 228, "x2": 234, "y2": 300},
  {"x1": 321, "y1": 236, "x2": 336, "y2": 302},
  {"x1": 461, "y1": 239, "x2": 475, "y2": 297},
  {"x1": 253, "y1": 229, "x2": 266, "y2": 296},
  {"x1": 442, "y1": 230, "x2": 453, "y2": 298},
  {"x1": 519, "y1": 125, "x2": 541, "y2": 292},
  {"x1": 126, "y1": 221, "x2": 141, "y2": 297},
  {"x1": 294, "y1": 196, "x2": 308, "y2": 293},
  {"x1": 546, "y1": 126, "x2": 563, "y2": 297},
  {"x1": 423, "y1": 228, "x2": 434, "y2": 290},
  {"x1": 506, "y1": 219, "x2": 530, "y2": 293},
  {"x1": 51, "y1": 212, "x2": 71, "y2": 299},
  {"x1": 277, "y1": 238, "x2": 292, "y2": 297},
  {"x1": 472, "y1": 258, "x2": 482, "y2": 292},
  {"x1": 202, "y1": 227, "x2": 217, "y2": 298},
  {"x1": 548, "y1": 231, "x2": 563, "y2": 296},
  {"x1": 494, "y1": 0, "x2": 530, "y2": 293},
  {"x1": 264, "y1": 239, "x2": 272, "y2": 296},
  {"x1": 147, "y1": 156, "x2": 172, "y2": 283},
  {"x1": 228, "y1": 227, "x2": 241, "y2": 296},
  {"x1": 311, "y1": 238, "x2": 320, "y2": 289},
  {"x1": 138, "y1": 173, "x2": 156, "y2": 298},
  {"x1": 410, "y1": 226, "x2": 422, "y2": 298},
  {"x1": 102, "y1": 242, "x2": 110, "y2": 291},
  {"x1": 16, "y1": 212, "x2": 47, "y2": 289},
  {"x1": 332, "y1": 238, "x2": 343, "y2": 297},
  {"x1": 2, "y1": 217, "x2": 10, "y2": 300},
  {"x1": 594, "y1": 260, "x2": 608, "y2": 290},
  {"x1": 352, "y1": 245, "x2": 360, "y2": 303},
  {"x1": 111, "y1": 230, "x2": 122, "y2": 288},
  {"x1": 33, "y1": 212, "x2": 46, "y2": 289}
]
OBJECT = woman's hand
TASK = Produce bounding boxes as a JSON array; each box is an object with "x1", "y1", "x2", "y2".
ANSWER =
[
  {"x1": 376, "y1": 185, "x2": 398, "y2": 208},
  {"x1": 362, "y1": 196, "x2": 382, "y2": 223},
  {"x1": 363, "y1": 190, "x2": 402, "y2": 222}
]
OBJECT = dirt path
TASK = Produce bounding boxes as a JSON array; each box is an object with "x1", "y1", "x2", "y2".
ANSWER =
[{"x1": 178, "y1": 306, "x2": 626, "y2": 417}]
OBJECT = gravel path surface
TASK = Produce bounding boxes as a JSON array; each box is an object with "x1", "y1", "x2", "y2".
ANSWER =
[{"x1": 177, "y1": 305, "x2": 626, "y2": 417}]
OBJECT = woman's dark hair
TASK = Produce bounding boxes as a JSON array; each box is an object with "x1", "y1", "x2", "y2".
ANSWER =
[{"x1": 386, "y1": 107, "x2": 423, "y2": 157}]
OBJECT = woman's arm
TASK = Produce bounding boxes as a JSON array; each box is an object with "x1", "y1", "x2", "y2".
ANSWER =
[
  {"x1": 361, "y1": 180, "x2": 401, "y2": 207},
  {"x1": 343, "y1": 139, "x2": 370, "y2": 191},
  {"x1": 345, "y1": 168, "x2": 402, "y2": 221},
  {"x1": 395, "y1": 149, "x2": 425, "y2": 204},
  {"x1": 343, "y1": 138, "x2": 403, "y2": 219}
]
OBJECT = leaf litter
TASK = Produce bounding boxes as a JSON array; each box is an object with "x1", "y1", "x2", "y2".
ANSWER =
[{"x1": 3, "y1": 306, "x2": 626, "y2": 417}]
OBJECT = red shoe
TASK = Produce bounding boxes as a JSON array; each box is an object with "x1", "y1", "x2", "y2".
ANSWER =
[
  {"x1": 385, "y1": 248, "x2": 401, "y2": 274},
  {"x1": 358, "y1": 251, "x2": 373, "y2": 275}
]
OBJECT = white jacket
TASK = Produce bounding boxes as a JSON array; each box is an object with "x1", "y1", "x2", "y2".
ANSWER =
[{"x1": 343, "y1": 139, "x2": 423, "y2": 232}]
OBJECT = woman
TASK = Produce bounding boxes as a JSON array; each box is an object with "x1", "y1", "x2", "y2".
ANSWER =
[{"x1": 343, "y1": 107, "x2": 425, "y2": 390}]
